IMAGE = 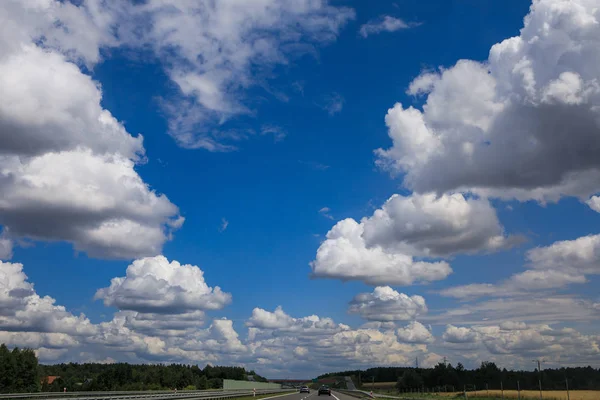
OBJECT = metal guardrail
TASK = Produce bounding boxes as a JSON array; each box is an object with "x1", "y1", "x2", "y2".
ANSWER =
[
  {"x1": 0, "y1": 389, "x2": 295, "y2": 400},
  {"x1": 336, "y1": 390, "x2": 402, "y2": 400},
  {"x1": 0, "y1": 391, "x2": 228, "y2": 399}
]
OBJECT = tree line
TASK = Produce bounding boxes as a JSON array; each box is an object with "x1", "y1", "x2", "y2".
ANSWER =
[
  {"x1": 0, "y1": 344, "x2": 267, "y2": 393},
  {"x1": 318, "y1": 362, "x2": 600, "y2": 391}
]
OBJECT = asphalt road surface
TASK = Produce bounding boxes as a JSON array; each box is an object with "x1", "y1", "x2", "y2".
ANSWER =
[{"x1": 268, "y1": 390, "x2": 356, "y2": 400}]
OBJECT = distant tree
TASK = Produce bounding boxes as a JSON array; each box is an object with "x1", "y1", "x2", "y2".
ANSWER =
[{"x1": 396, "y1": 370, "x2": 423, "y2": 391}]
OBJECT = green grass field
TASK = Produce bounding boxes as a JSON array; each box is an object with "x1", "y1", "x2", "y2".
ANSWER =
[{"x1": 360, "y1": 389, "x2": 600, "y2": 400}]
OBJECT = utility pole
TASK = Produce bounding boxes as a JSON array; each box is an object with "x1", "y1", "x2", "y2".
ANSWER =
[
  {"x1": 565, "y1": 377, "x2": 570, "y2": 400},
  {"x1": 532, "y1": 360, "x2": 543, "y2": 400},
  {"x1": 415, "y1": 357, "x2": 419, "y2": 369}
]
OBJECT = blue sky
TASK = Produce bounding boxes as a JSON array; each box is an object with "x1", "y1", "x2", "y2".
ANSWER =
[{"x1": 1, "y1": 0, "x2": 600, "y2": 377}]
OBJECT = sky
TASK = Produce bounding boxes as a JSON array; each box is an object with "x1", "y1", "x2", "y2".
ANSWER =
[{"x1": 1, "y1": 0, "x2": 600, "y2": 378}]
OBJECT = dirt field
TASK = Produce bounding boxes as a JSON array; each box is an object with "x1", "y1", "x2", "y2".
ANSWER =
[{"x1": 437, "y1": 390, "x2": 600, "y2": 400}]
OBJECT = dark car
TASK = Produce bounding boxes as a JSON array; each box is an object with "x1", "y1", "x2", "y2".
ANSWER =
[
  {"x1": 317, "y1": 385, "x2": 331, "y2": 396},
  {"x1": 299, "y1": 386, "x2": 310, "y2": 393}
]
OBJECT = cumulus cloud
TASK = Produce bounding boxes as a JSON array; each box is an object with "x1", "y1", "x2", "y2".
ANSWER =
[
  {"x1": 311, "y1": 218, "x2": 452, "y2": 286},
  {"x1": 247, "y1": 306, "x2": 349, "y2": 338},
  {"x1": 311, "y1": 192, "x2": 518, "y2": 286},
  {"x1": 396, "y1": 321, "x2": 434, "y2": 344},
  {"x1": 246, "y1": 306, "x2": 431, "y2": 372},
  {"x1": 348, "y1": 286, "x2": 427, "y2": 321},
  {"x1": 376, "y1": 0, "x2": 600, "y2": 205},
  {"x1": 362, "y1": 193, "x2": 518, "y2": 257},
  {"x1": 359, "y1": 16, "x2": 412, "y2": 38},
  {"x1": 95, "y1": 255, "x2": 232, "y2": 314},
  {"x1": 441, "y1": 233, "x2": 600, "y2": 299},
  {"x1": 0, "y1": 1, "x2": 182, "y2": 259},
  {"x1": 443, "y1": 325, "x2": 479, "y2": 343},
  {"x1": 1, "y1": 261, "x2": 598, "y2": 373},
  {"x1": 526, "y1": 234, "x2": 600, "y2": 274},
  {"x1": 0, "y1": 261, "x2": 96, "y2": 338},
  {"x1": 442, "y1": 323, "x2": 600, "y2": 364}
]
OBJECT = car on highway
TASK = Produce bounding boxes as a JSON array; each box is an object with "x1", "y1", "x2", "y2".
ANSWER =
[
  {"x1": 299, "y1": 386, "x2": 310, "y2": 393},
  {"x1": 317, "y1": 385, "x2": 331, "y2": 396}
]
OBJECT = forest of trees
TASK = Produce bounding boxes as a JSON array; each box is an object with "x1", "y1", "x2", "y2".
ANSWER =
[
  {"x1": 0, "y1": 344, "x2": 267, "y2": 393},
  {"x1": 318, "y1": 362, "x2": 600, "y2": 392}
]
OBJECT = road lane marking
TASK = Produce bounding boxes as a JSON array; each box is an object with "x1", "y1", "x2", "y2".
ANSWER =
[{"x1": 258, "y1": 392, "x2": 301, "y2": 400}]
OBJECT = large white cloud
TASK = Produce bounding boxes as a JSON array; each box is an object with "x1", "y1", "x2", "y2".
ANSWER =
[
  {"x1": 362, "y1": 193, "x2": 517, "y2": 257},
  {"x1": 95, "y1": 255, "x2": 232, "y2": 314},
  {"x1": 311, "y1": 218, "x2": 452, "y2": 286},
  {"x1": 348, "y1": 286, "x2": 428, "y2": 321},
  {"x1": 0, "y1": 45, "x2": 142, "y2": 159},
  {"x1": 526, "y1": 233, "x2": 600, "y2": 274},
  {"x1": 0, "y1": 1, "x2": 182, "y2": 259},
  {"x1": 376, "y1": 0, "x2": 600, "y2": 205},
  {"x1": 311, "y1": 192, "x2": 516, "y2": 286},
  {"x1": 247, "y1": 306, "x2": 350, "y2": 339},
  {"x1": 0, "y1": 149, "x2": 182, "y2": 259},
  {"x1": 396, "y1": 321, "x2": 434, "y2": 344}
]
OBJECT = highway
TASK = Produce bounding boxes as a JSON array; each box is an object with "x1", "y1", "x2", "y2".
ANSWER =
[
  {"x1": 0, "y1": 389, "x2": 369, "y2": 400},
  {"x1": 271, "y1": 390, "x2": 359, "y2": 400}
]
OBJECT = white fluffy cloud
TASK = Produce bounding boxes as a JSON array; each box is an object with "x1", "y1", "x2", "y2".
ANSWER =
[
  {"x1": 396, "y1": 321, "x2": 434, "y2": 344},
  {"x1": 95, "y1": 255, "x2": 231, "y2": 314},
  {"x1": 376, "y1": 0, "x2": 600, "y2": 205},
  {"x1": 247, "y1": 306, "x2": 349, "y2": 339},
  {"x1": 362, "y1": 193, "x2": 517, "y2": 257},
  {"x1": 359, "y1": 16, "x2": 411, "y2": 38},
  {"x1": 526, "y1": 233, "x2": 600, "y2": 274},
  {"x1": 0, "y1": 1, "x2": 182, "y2": 259},
  {"x1": 311, "y1": 218, "x2": 452, "y2": 285},
  {"x1": 0, "y1": 0, "x2": 116, "y2": 67},
  {"x1": 443, "y1": 325, "x2": 480, "y2": 344},
  {"x1": 0, "y1": 149, "x2": 182, "y2": 259},
  {"x1": 442, "y1": 323, "x2": 600, "y2": 364},
  {"x1": 0, "y1": 261, "x2": 96, "y2": 338},
  {"x1": 245, "y1": 306, "x2": 432, "y2": 374},
  {"x1": 1, "y1": 260, "x2": 599, "y2": 373},
  {"x1": 348, "y1": 286, "x2": 428, "y2": 321},
  {"x1": 312, "y1": 192, "x2": 517, "y2": 286},
  {"x1": 441, "y1": 233, "x2": 600, "y2": 299}
]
